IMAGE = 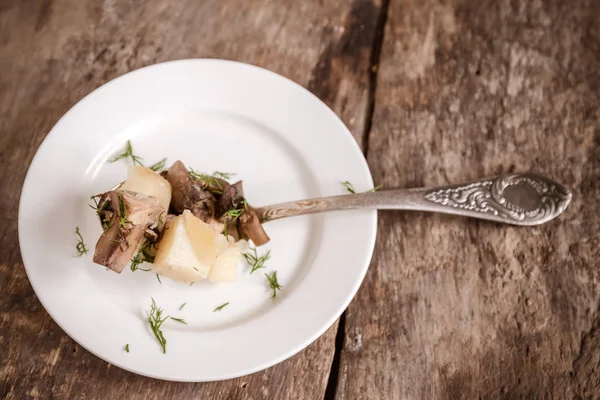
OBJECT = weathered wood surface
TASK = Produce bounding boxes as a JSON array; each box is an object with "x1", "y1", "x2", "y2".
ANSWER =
[
  {"x1": 0, "y1": 0, "x2": 381, "y2": 399},
  {"x1": 337, "y1": 0, "x2": 600, "y2": 399},
  {"x1": 1, "y1": 0, "x2": 599, "y2": 399}
]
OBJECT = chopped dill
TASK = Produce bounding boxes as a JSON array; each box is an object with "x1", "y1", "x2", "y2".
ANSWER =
[
  {"x1": 112, "y1": 238, "x2": 126, "y2": 246},
  {"x1": 74, "y1": 226, "x2": 88, "y2": 257},
  {"x1": 178, "y1": 303, "x2": 186, "y2": 311},
  {"x1": 213, "y1": 302, "x2": 230, "y2": 312},
  {"x1": 88, "y1": 194, "x2": 104, "y2": 214},
  {"x1": 170, "y1": 317, "x2": 187, "y2": 325},
  {"x1": 156, "y1": 274, "x2": 162, "y2": 284},
  {"x1": 212, "y1": 171, "x2": 236, "y2": 181},
  {"x1": 124, "y1": 344, "x2": 130, "y2": 353},
  {"x1": 189, "y1": 168, "x2": 223, "y2": 194},
  {"x1": 149, "y1": 158, "x2": 167, "y2": 172},
  {"x1": 130, "y1": 245, "x2": 152, "y2": 272},
  {"x1": 341, "y1": 181, "x2": 356, "y2": 194},
  {"x1": 265, "y1": 271, "x2": 282, "y2": 300},
  {"x1": 108, "y1": 140, "x2": 143, "y2": 166},
  {"x1": 342, "y1": 181, "x2": 383, "y2": 193},
  {"x1": 146, "y1": 298, "x2": 169, "y2": 353},
  {"x1": 101, "y1": 215, "x2": 112, "y2": 231},
  {"x1": 223, "y1": 208, "x2": 244, "y2": 237},
  {"x1": 243, "y1": 247, "x2": 271, "y2": 274},
  {"x1": 117, "y1": 191, "x2": 131, "y2": 227},
  {"x1": 224, "y1": 208, "x2": 244, "y2": 219}
]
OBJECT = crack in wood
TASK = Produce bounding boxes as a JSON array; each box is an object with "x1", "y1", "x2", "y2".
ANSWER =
[
  {"x1": 324, "y1": 312, "x2": 346, "y2": 400},
  {"x1": 362, "y1": 0, "x2": 391, "y2": 158},
  {"x1": 324, "y1": 1, "x2": 391, "y2": 399}
]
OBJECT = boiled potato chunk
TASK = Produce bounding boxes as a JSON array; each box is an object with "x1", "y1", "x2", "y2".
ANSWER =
[
  {"x1": 153, "y1": 211, "x2": 222, "y2": 281},
  {"x1": 209, "y1": 245, "x2": 242, "y2": 282},
  {"x1": 121, "y1": 166, "x2": 172, "y2": 211},
  {"x1": 184, "y1": 209, "x2": 228, "y2": 265},
  {"x1": 153, "y1": 210, "x2": 247, "y2": 283}
]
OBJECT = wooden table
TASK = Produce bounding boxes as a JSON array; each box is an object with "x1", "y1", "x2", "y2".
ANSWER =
[{"x1": 1, "y1": 0, "x2": 599, "y2": 398}]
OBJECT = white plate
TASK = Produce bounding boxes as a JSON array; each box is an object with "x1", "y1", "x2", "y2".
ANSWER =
[{"x1": 18, "y1": 59, "x2": 376, "y2": 381}]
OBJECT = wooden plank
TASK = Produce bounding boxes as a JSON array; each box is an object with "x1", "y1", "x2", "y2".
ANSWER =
[
  {"x1": 0, "y1": 0, "x2": 381, "y2": 398},
  {"x1": 337, "y1": 0, "x2": 600, "y2": 398}
]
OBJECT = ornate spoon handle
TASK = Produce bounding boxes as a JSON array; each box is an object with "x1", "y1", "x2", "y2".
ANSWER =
[{"x1": 254, "y1": 173, "x2": 572, "y2": 226}]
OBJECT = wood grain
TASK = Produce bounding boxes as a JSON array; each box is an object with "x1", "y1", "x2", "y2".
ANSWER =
[
  {"x1": 336, "y1": 0, "x2": 600, "y2": 399},
  {"x1": 3, "y1": 0, "x2": 599, "y2": 398},
  {"x1": 0, "y1": 0, "x2": 382, "y2": 398}
]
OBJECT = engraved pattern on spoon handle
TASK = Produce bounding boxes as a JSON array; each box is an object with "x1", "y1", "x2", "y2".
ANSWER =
[{"x1": 255, "y1": 173, "x2": 572, "y2": 226}]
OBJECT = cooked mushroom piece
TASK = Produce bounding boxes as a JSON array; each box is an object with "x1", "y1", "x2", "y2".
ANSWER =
[
  {"x1": 220, "y1": 215, "x2": 241, "y2": 241},
  {"x1": 93, "y1": 190, "x2": 164, "y2": 273},
  {"x1": 166, "y1": 160, "x2": 216, "y2": 223},
  {"x1": 239, "y1": 208, "x2": 270, "y2": 246},
  {"x1": 218, "y1": 180, "x2": 244, "y2": 216}
]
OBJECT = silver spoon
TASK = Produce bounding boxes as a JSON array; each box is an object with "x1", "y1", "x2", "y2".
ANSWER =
[{"x1": 254, "y1": 173, "x2": 572, "y2": 226}]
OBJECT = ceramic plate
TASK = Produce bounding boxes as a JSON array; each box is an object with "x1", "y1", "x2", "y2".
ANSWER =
[{"x1": 18, "y1": 59, "x2": 376, "y2": 381}]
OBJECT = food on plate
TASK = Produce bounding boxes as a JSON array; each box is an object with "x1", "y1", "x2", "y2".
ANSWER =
[
  {"x1": 121, "y1": 165, "x2": 172, "y2": 210},
  {"x1": 152, "y1": 210, "x2": 246, "y2": 282},
  {"x1": 165, "y1": 161, "x2": 269, "y2": 245},
  {"x1": 91, "y1": 160, "x2": 267, "y2": 283},
  {"x1": 208, "y1": 242, "x2": 244, "y2": 282},
  {"x1": 93, "y1": 189, "x2": 164, "y2": 273}
]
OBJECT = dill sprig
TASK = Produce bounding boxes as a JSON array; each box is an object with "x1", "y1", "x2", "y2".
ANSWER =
[
  {"x1": 149, "y1": 158, "x2": 167, "y2": 172},
  {"x1": 188, "y1": 168, "x2": 204, "y2": 181},
  {"x1": 130, "y1": 253, "x2": 150, "y2": 272},
  {"x1": 265, "y1": 271, "x2": 282, "y2": 300},
  {"x1": 189, "y1": 168, "x2": 223, "y2": 194},
  {"x1": 225, "y1": 208, "x2": 244, "y2": 219},
  {"x1": 341, "y1": 181, "x2": 356, "y2": 194},
  {"x1": 130, "y1": 241, "x2": 155, "y2": 272},
  {"x1": 116, "y1": 191, "x2": 131, "y2": 227},
  {"x1": 342, "y1": 181, "x2": 383, "y2": 193},
  {"x1": 74, "y1": 226, "x2": 88, "y2": 257},
  {"x1": 212, "y1": 171, "x2": 236, "y2": 181},
  {"x1": 89, "y1": 195, "x2": 111, "y2": 231},
  {"x1": 130, "y1": 245, "x2": 152, "y2": 272},
  {"x1": 142, "y1": 243, "x2": 155, "y2": 263},
  {"x1": 178, "y1": 303, "x2": 186, "y2": 311},
  {"x1": 112, "y1": 238, "x2": 126, "y2": 246},
  {"x1": 223, "y1": 208, "x2": 244, "y2": 236},
  {"x1": 124, "y1": 344, "x2": 130, "y2": 353},
  {"x1": 89, "y1": 194, "x2": 102, "y2": 213},
  {"x1": 170, "y1": 317, "x2": 188, "y2": 325},
  {"x1": 156, "y1": 274, "x2": 162, "y2": 284},
  {"x1": 90, "y1": 194, "x2": 99, "y2": 208},
  {"x1": 213, "y1": 302, "x2": 230, "y2": 312},
  {"x1": 146, "y1": 298, "x2": 169, "y2": 353},
  {"x1": 243, "y1": 247, "x2": 271, "y2": 274},
  {"x1": 120, "y1": 215, "x2": 131, "y2": 228},
  {"x1": 108, "y1": 140, "x2": 143, "y2": 166}
]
